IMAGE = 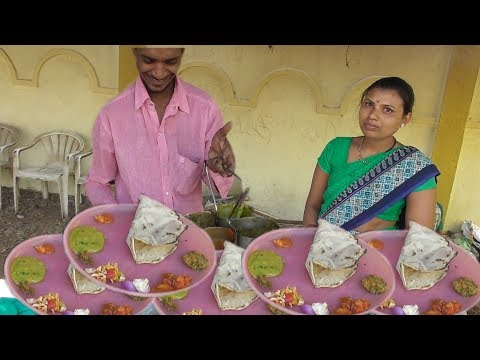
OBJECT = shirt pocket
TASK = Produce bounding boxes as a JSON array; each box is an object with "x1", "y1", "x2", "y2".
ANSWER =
[{"x1": 173, "y1": 154, "x2": 203, "y2": 195}]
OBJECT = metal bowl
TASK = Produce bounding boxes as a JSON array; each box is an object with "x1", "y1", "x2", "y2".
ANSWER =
[
  {"x1": 231, "y1": 217, "x2": 280, "y2": 248},
  {"x1": 185, "y1": 211, "x2": 216, "y2": 229},
  {"x1": 204, "y1": 227, "x2": 237, "y2": 251}
]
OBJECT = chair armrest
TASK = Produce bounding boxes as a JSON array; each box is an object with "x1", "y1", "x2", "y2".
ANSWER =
[
  {"x1": 12, "y1": 139, "x2": 42, "y2": 169},
  {"x1": 65, "y1": 147, "x2": 85, "y2": 172},
  {"x1": 75, "y1": 150, "x2": 93, "y2": 162},
  {"x1": 0, "y1": 143, "x2": 16, "y2": 162},
  {"x1": 0, "y1": 142, "x2": 17, "y2": 152},
  {"x1": 74, "y1": 150, "x2": 92, "y2": 180}
]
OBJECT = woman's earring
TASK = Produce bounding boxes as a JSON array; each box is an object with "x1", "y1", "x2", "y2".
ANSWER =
[{"x1": 401, "y1": 123, "x2": 405, "y2": 128}]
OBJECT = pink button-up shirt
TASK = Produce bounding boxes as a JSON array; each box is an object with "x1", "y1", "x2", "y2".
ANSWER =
[{"x1": 85, "y1": 76, "x2": 234, "y2": 215}]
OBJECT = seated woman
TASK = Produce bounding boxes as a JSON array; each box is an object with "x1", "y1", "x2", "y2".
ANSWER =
[{"x1": 303, "y1": 77, "x2": 439, "y2": 233}]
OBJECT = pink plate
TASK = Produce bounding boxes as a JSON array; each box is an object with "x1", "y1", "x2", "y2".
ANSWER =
[
  {"x1": 241, "y1": 227, "x2": 395, "y2": 315},
  {"x1": 63, "y1": 204, "x2": 216, "y2": 298},
  {"x1": 4, "y1": 234, "x2": 155, "y2": 315},
  {"x1": 357, "y1": 230, "x2": 480, "y2": 315},
  {"x1": 154, "y1": 251, "x2": 272, "y2": 315}
]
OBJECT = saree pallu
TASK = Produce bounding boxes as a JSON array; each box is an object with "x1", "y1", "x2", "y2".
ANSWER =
[{"x1": 321, "y1": 146, "x2": 440, "y2": 232}]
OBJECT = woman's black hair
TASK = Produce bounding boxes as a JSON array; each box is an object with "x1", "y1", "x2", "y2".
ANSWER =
[{"x1": 360, "y1": 77, "x2": 415, "y2": 116}]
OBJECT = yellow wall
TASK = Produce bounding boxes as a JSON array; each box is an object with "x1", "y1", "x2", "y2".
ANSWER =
[
  {"x1": 0, "y1": 46, "x2": 118, "y2": 193},
  {"x1": 446, "y1": 59, "x2": 480, "y2": 229},
  {"x1": 119, "y1": 46, "x2": 137, "y2": 91},
  {"x1": 432, "y1": 47, "x2": 480, "y2": 225}
]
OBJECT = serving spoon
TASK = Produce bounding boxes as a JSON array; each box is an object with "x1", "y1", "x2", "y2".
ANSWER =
[{"x1": 225, "y1": 187, "x2": 250, "y2": 228}]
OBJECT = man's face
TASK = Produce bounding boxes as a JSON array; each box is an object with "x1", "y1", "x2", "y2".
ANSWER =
[{"x1": 134, "y1": 48, "x2": 183, "y2": 94}]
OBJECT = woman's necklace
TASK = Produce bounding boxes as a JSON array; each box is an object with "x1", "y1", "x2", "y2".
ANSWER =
[{"x1": 357, "y1": 136, "x2": 397, "y2": 164}]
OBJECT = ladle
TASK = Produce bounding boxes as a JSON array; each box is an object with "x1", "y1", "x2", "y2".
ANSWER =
[
  {"x1": 225, "y1": 187, "x2": 250, "y2": 228},
  {"x1": 204, "y1": 161, "x2": 249, "y2": 231},
  {"x1": 204, "y1": 161, "x2": 219, "y2": 221}
]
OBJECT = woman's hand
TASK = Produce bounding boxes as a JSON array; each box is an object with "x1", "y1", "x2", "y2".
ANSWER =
[{"x1": 208, "y1": 121, "x2": 235, "y2": 177}]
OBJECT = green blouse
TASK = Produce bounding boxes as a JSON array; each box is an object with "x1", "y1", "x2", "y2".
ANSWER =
[{"x1": 317, "y1": 137, "x2": 437, "y2": 222}]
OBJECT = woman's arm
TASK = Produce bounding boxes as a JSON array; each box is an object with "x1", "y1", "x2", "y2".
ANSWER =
[
  {"x1": 404, "y1": 188, "x2": 437, "y2": 229},
  {"x1": 303, "y1": 165, "x2": 330, "y2": 227}
]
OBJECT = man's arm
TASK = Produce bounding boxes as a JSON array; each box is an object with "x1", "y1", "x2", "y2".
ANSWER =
[
  {"x1": 85, "y1": 111, "x2": 118, "y2": 205},
  {"x1": 202, "y1": 105, "x2": 234, "y2": 198}
]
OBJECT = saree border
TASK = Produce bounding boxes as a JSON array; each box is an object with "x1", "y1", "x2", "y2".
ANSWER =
[{"x1": 321, "y1": 146, "x2": 440, "y2": 231}]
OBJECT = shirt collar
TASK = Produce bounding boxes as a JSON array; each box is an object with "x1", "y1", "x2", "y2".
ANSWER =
[{"x1": 134, "y1": 75, "x2": 191, "y2": 115}]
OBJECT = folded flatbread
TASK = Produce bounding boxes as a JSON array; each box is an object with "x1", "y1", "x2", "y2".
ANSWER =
[
  {"x1": 127, "y1": 195, "x2": 188, "y2": 264},
  {"x1": 67, "y1": 263, "x2": 105, "y2": 294},
  {"x1": 397, "y1": 221, "x2": 457, "y2": 290},
  {"x1": 211, "y1": 242, "x2": 258, "y2": 310},
  {"x1": 305, "y1": 219, "x2": 366, "y2": 288}
]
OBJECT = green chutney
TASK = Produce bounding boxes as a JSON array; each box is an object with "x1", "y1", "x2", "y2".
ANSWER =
[
  {"x1": 69, "y1": 226, "x2": 106, "y2": 254},
  {"x1": 247, "y1": 250, "x2": 284, "y2": 277},
  {"x1": 10, "y1": 256, "x2": 46, "y2": 284}
]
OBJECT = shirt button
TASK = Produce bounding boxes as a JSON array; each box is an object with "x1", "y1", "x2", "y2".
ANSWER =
[
  {"x1": 161, "y1": 161, "x2": 167, "y2": 167},
  {"x1": 173, "y1": 106, "x2": 177, "y2": 110},
  {"x1": 149, "y1": 101, "x2": 154, "y2": 106}
]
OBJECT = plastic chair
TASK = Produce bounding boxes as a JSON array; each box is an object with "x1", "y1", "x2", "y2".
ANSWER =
[
  {"x1": 74, "y1": 149, "x2": 92, "y2": 214},
  {"x1": 13, "y1": 130, "x2": 84, "y2": 219},
  {"x1": 0, "y1": 124, "x2": 19, "y2": 210}
]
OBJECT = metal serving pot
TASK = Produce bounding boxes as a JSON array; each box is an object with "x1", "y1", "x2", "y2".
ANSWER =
[
  {"x1": 231, "y1": 216, "x2": 280, "y2": 248},
  {"x1": 204, "y1": 226, "x2": 237, "y2": 251},
  {"x1": 185, "y1": 211, "x2": 216, "y2": 229}
]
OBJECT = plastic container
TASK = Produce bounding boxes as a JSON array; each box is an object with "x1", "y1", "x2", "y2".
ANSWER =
[
  {"x1": 241, "y1": 227, "x2": 396, "y2": 315},
  {"x1": 4, "y1": 234, "x2": 155, "y2": 315},
  {"x1": 63, "y1": 204, "x2": 217, "y2": 298},
  {"x1": 154, "y1": 251, "x2": 271, "y2": 315}
]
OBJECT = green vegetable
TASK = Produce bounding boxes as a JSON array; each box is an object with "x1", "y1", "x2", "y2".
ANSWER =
[{"x1": 216, "y1": 203, "x2": 253, "y2": 220}]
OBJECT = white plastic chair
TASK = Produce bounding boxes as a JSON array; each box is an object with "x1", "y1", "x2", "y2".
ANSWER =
[
  {"x1": 13, "y1": 131, "x2": 84, "y2": 219},
  {"x1": 74, "y1": 149, "x2": 92, "y2": 214},
  {"x1": 0, "y1": 124, "x2": 19, "y2": 210}
]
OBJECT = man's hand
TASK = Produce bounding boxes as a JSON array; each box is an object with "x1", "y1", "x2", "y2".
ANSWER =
[{"x1": 207, "y1": 121, "x2": 235, "y2": 177}]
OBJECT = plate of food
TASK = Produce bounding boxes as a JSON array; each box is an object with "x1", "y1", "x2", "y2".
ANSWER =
[
  {"x1": 154, "y1": 242, "x2": 272, "y2": 315},
  {"x1": 63, "y1": 195, "x2": 217, "y2": 299},
  {"x1": 358, "y1": 221, "x2": 480, "y2": 315},
  {"x1": 241, "y1": 220, "x2": 396, "y2": 315},
  {"x1": 4, "y1": 234, "x2": 156, "y2": 315}
]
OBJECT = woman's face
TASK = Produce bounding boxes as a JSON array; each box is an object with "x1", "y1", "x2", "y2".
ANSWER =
[{"x1": 358, "y1": 87, "x2": 411, "y2": 139}]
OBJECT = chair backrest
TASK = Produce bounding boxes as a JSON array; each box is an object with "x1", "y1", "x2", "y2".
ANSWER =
[
  {"x1": 35, "y1": 131, "x2": 84, "y2": 168},
  {"x1": 0, "y1": 123, "x2": 19, "y2": 162}
]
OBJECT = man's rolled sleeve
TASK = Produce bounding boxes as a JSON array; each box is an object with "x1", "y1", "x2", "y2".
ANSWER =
[{"x1": 85, "y1": 111, "x2": 118, "y2": 205}]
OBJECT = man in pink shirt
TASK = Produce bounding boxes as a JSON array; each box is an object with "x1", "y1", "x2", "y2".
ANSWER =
[{"x1": 86, "y1": 47, "x2": 235, "y2": 215}]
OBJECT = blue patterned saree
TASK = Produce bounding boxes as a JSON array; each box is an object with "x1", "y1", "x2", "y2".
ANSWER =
[{"x1": 320, "y1": 146, "x2": 440, "y2": 232}]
